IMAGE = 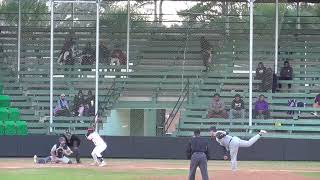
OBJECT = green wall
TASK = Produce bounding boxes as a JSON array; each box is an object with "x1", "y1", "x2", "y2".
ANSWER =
[
  {"x1": 102, "y1": 109, "x2": 161, "y2": 136},
  {"x1": 102, "y1": 109, "x2": 130, "y2": 136}
]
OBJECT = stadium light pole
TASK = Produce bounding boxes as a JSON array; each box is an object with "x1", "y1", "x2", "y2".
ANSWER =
[
  {"x1": 95, "y1": 0, "x2": 100, "y2": 131},
  {"x1": 126, "y1": 0, "x2": 130, "y2": 72},
  {"x1": 49, "y1": 0, "x2": 54, "y2": 133},
  {"x1": 17, "y1": 0, "x2": 21, "y2": 80},
  {"x1": 248, "y1": 0, "x2": 255, "y2": 129},
  {"x1": 274, "y1": 0, "x2": 279, "y2": 74}
]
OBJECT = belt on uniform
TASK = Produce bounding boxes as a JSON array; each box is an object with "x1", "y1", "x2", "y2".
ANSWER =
[{"x1": 193, "y1": 152, "x2": 205, "y2": 154}]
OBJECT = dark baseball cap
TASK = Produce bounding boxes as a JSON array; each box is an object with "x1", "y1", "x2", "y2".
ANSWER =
[
  {"x1": 194, "y1": 129, "x2": 201, "y2": 135},
  {"x1": 209, "y1": 126, "x2": 217, "y2": 132}
]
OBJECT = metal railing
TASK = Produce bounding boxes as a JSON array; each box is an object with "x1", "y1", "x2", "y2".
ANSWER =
[{"x1": 163, "y1": 78, "x2": 190, "y2": 135}]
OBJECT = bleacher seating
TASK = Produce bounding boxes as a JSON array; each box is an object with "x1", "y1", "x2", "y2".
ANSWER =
[{"x1": 1, "y1": 13, "x2": 320, "y2": 138}]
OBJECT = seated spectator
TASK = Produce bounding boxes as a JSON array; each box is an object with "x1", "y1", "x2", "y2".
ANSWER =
[
  {"x1": 200, "y1": 36, "x2": 212, "y2": 72},
  {"x1": 80, "y1": 42, "x2": 95, "y2": 69},
  {"x1": 254, "y1": 95, "x2": 270, "y2": 119},
  {"x1": 256, "y1": 62, "x2": 266, "y2": 91},
  {"x1": 312, "y1": 94, "x2": 320, "y2": 116},
  {"x1": 279, "y1": 61, "x2": 293, "y2": 89},
  {"x1": 85, "y1": 90, "x2": 95, "y2": 117},
  {"x1": 255, "y1": 62, "x2": 266, "y2": 80},
  {"x1": 57, "y1": 37, "x2": 75, "y2": 65},
  {"x1": 262, "y1": 68, "x2": 276, "y2": 92},
  {"x1": 54, "y1": 94, "x2": 71, "y2": 117},
  {"x1": 208, "y1": 93, "x2": 228, "y2": 119},
  {"x1": 99, "y1": 42, "x2": 110, "y2": 65},
  {"x1": 110, "y1": 49, "x2": 127, "y2": 66},
  {"x1": 229, "y1": 94, "x2": 245, "y2": 120},
  {"x1": 73, "y1": 90, "x2": 85, "y2": 117}
]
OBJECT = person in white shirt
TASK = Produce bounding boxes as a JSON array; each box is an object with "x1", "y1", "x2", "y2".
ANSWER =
[
  {"x1": 86, "y1": 127, "x2": 107, "y2": 167},
  {"x1": 209, "y1": 126, "x2": 267, "y2": 171}
]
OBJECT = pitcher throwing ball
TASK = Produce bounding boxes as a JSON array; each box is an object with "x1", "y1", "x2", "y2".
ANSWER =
[
  {"x1": 86, "y1": 127, "x2": 107, "y2": 167},
  {"x1": 209, "y1": 126, "x2": 267, "y2": 171}
]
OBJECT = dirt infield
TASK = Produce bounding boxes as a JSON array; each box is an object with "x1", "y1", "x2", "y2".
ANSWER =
[{"x1": 0, "y1": 159, "x2": 319, "y2": 180}]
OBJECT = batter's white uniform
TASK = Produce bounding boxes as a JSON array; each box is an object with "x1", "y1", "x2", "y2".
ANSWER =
[
  {"x1": 87, "y1": 132, "x2": 107, "y2": 163},
  {"x1": 215, "y1": 130, "x2": 261, "y2": 171}
]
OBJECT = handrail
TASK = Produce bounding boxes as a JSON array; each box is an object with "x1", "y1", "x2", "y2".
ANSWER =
[
  {"x1": 164, "y1": 78, "x2": 190, "y2": 134},
  {"x1": 97, "y1": 78, "x2": 117, "y2": 116}
]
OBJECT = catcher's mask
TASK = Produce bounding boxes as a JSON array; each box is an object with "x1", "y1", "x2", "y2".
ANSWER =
[{"x1": 59, "y1": 137, "x2": 66, "y2": 144}]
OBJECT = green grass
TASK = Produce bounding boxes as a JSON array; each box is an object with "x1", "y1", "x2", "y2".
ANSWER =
[
  {"x1": 0, "y1": 168, "x2": 186, "y2": 180},
  {"x1": 300, "y1": 172, "x2": 320, "y2": 179}
]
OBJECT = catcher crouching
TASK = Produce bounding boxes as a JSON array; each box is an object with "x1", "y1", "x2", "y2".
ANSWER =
[{"x1": 33, "y1": 137, "x2": 73, "y2": 164}]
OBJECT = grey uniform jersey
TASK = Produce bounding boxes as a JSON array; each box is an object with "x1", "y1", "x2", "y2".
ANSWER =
[{"x1": 215, "y1": 130, "x2": 233, "y2": 150}]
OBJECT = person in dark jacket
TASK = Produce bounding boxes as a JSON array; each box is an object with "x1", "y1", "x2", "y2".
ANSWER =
[
  {"x1": 57, "y1": 37, "x2": 74, "y2": 65},
  {"x1": 80, "y1": 43, "x2": 95, "y2": 71},
  {"x1": 279, "y1": 61, "x2": 293, "y2": 89},
  {"x1": 62, "y1": 130, "x2": 81, "y2": 164},
  {"x1": 186, "y1": 129, "x2": 209, "y2": 180},
  {"x1": 200, "y1": 36, "x2": 212, "y2": 72},
  {"x1": 85, "y1": 90, "x2": 95, "y2": 116},
  {"x1": 99, "y1": 41, "x2": 110, "y2": 65},
  {"x1": 73, "y1": 90, "x2": 85, "y2": 117},
  {"x1": 256, "y1": 62, "x2": 266, "y2": 91},
  {"x1": 255, "y1": 62, "x2": 266, "y2": 80},
  {"x1": 229, "y1": 94, "x2": 245, "y2": 120},
  {"x1": 262, "y1": 67, "x2": 274, "y2": 92}
]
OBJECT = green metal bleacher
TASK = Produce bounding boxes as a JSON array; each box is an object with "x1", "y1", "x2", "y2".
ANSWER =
[{"x1": 1, "y1": 14, "x2": 320, "y2": 138}]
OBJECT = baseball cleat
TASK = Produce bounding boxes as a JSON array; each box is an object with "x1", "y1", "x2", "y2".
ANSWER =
[
  {"x1": 259, "y1": 130, "x2": 267, "y2": 135},
  {"x1": 99, "y1": 161, "x2": 106, "y2": 167},
  {"x1": 33, "y1": 155, "x2": 38, "y2": 163}
]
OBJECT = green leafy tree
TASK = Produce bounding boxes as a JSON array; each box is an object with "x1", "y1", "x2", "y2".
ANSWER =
[{"x1": 0, "y1": 0, "x2": 49, "y2": 26}]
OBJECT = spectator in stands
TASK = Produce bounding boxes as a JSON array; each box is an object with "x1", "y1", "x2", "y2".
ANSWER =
[
  {"x1": 279, "y1": 61, "x2": 293, "y2": 89},
  {"x1": 80, "y1": 42, "x2": 95, "y2": 69},
  {"x1": 73, "y1": 90, "x2": 85, "y2": 117},
  {"x1": 312, "y1": 94, "x2": 320, "y2": 116},
  {"x1": 99, "y1": 42, "x2": 110, "y2": 65},
  {"x1": 85, "y1": 90, "x2": 95, "y2": 116},
  {"x1": 255, "y1": 62, "x2": 266, "y2": 80},
  {"x1": 262, "y1": 67, "x2": 276, "y2": 92},
  {"x1": 254, "y1": 95, "x2": 270, "y2": 119},
  {"x1": 229, "y1": 94, "x2": 245, "y2": 120},
  {"x1": 208, "y1": 93, "x2": 228, "y2": 119},
  {"x1": 200, "y1": 36, "x2": 212, "y2": 72},
  {"x1": 110, "y1": 48, "x2": 127, "y2": 66},
  {"x1": 256, "y1": 62, "x2": 266, "y2": 91},
  {"x1": 54, "y1": 94, "x2": 71, "y2": 117},
  {"x1": 57, "y1": 37, "x2": 75, "y2": 65}
]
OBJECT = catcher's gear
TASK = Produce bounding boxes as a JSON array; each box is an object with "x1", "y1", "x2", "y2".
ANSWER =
[
  {"x1": 59, "y1": 136, "x2": 66, "y2": 145},
  {"x1": 56, "y1": 147, "x2": 64, "y2": 158}
]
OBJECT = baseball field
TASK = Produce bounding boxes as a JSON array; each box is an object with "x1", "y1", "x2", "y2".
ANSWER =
[{"x1": 0, "y1": 159, "x2": 320, "y2": 180}]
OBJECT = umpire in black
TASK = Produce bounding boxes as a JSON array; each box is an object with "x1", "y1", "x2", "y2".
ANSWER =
[
  {"x1": 186, "y1": 129, "x2": 210, "y2": 180},
  {"x1": 62, "y1": 130, "x2": 81, "y2": 163}
]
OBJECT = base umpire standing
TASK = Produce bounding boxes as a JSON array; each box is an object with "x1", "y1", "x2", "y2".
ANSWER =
[
  {"x1": 63, "y1": 130, "x2": 81, "y2": 163},
  {"x1": 186, "y1": 129, "x2": 210, "y2": 180}
]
